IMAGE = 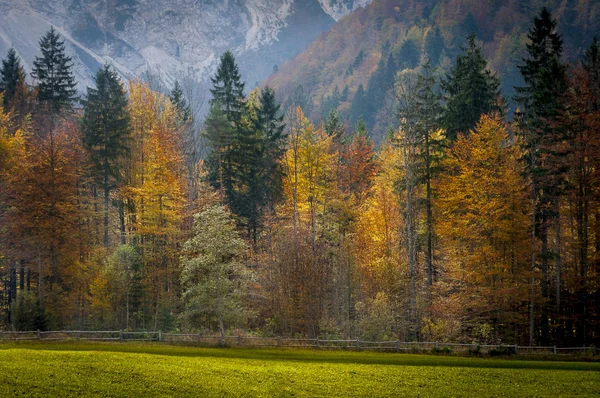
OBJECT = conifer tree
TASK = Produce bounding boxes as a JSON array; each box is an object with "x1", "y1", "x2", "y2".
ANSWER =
[
  {"x1": 31, "y1": 27, "x2": 77, "y2": 113},
  {"x1": 0, "y1": 48, "x2": 25, "y2": 111},
  {"x1": 258, "y1": 87, "x2": 286, "y2": 208},
  {"x1": 205, "y1": 51, "x2": 246, "y2": 204},
  {"x1": 414, "y1": 61, "x2": 445, "y2": 286},
  {"x1": 81, "y1": 64, "x2": 131, "y2": 248},
  {"x1": 515, "y1": 7, "x2": 567, "y2": 345},
  {"x1": 169, "y1": 80, "x2": 192, "y2": 125},
  {"x1": 441, "y1": 35, "x2": 501, "y2": 141},
  {"x1": 425, "y1": 27, "x2": 444, "y2": 66}
]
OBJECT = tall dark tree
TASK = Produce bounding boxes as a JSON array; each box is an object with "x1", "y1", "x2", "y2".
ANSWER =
[
  {"x1": 210, "y1": 51, "x2": 245, "y2": 122},
  {"x1": 81, "y1": 64, "x2": 131, "y2": 248},
  {"x1": 206, "y1": 51, "x2": 246, "y2": 204},
  {"x1": 258, "y1": 87, "x2": 286, "y2": 208},
  {"x1": 0, "y1": 48, "x2": 25, "y2": 111},
  {"x1": 414, "y1": 61, "x2": 444, "y2": 287},
  {"x1": 441, "y1": 35, "x2": 501, "y2": 141},
  {"x1": 170, "y1": 80, "x2": 192, "y2": 125},
  {"x1": 425, "y1": 27, "x2": 444, "y2": 66},
  {"x1": 515, "y1": 7, "x2": 567, "y2": 346},
  {"x1": 31, "y1": 27, "x2": 77, "y2": 113}
]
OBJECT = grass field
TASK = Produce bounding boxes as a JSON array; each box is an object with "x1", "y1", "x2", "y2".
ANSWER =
[{"x1": 0, "y1": 342, "x2": 598, "y2": 397}]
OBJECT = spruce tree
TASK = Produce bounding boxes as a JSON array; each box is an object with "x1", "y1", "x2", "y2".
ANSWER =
[
  {"x1": 258, "y1": 87, "x2": 286, "y2": 208},
  {"x1": 206, "y1": 51, "x2": 246, "y2": 204},
  {"x1": 31, "y1": 27, "x2": 77, "y2": 113},
  {"x1": 515, "y1": 7, "x2": 567, "y2": 345},
  {"x1": 210, "y1": 51, "x2": 245, "y2": 122},
  {"x1": 414, "y1": 61, "x2": 444, "y2": 287},
  {"x1": 425, "y1": 27, "x2": 444, "y2": 66},
  {"x1": 0, "y1": 48, "x2": 25, "y2": 111},
  {"x1": 441, "y1": 35, "x2": 501, "y2": 141},
  {"x1": 169, "y1": 80, "x2": 192, "y2": 125},
  {"x1": 81, "y1": 64, "x2": 131, "y2": 248}
]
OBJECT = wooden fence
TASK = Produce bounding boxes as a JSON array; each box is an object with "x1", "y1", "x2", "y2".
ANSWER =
[{"x1": 0, "y1": 330, "x2": 596, "y2": 355}]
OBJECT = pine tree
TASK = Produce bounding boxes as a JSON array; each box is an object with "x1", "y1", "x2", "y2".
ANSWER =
[
  {"x1": 414, "y1": 61, "x2": 445, "y2": 287},
  {"x1": 169, "y1": 80, "x2": 192, "y2": 125},
  {"x1": 425, "y1": 27, "x2": 444, "y2": 66},
  {"x1": 206, "y1": 51, "x2": 246, "y2": 204},
  {"x1": 81, "y1": 64, "x2": 131, "y2": 248},
  {"x1": 441, "y1": 35, "x2": 501, "y2": 141},
  {"x1": 515, "y1": 7, "x2": 567, "y2": 345},
  {"x1": 0, "y1": 48, "x2": 25, "y2": 111},
  {"x1": 258, "y1": 87, "x2": 286, "y2": 209},
  {"x1": 210, "y1": 51, "x2": 245, "y2": 122},
  {"x1": 31, "y1": 27, "x2": 77, "y2": 113}
]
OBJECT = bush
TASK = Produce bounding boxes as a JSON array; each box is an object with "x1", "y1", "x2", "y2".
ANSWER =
[
  {"x1": 489, "y1": 346, "x2": 516, "y2": 357},
  {"x1": 11, "y1": 291, "x2": 47, "y2": 331}
]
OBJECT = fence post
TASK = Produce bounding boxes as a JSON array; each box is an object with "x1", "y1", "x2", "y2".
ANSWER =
[
  {"x1": 396, "y1": 340, "x2": 400, "y2": 352},
  {"x1": 355, "y1": 339, "x2": 360, "y2": 350},
  {"x1": 119, "y1": 329, "x2": 123, "y2": 341},
  {"x1": 37, "y1": 330, "x2": 41, "y2": 340},
  {"x1": 514, "y1": 344, "x2": 518, "y2": 354},
  {"x1": 316, "y1": 337, "x2": 319, "y2": 349},
  {"x1": 158, "y1": 331, "x2": 162, "y2": 342},
  {"x1": 553, "y1": 345, "x2": 557, "y2": 355},
  {"x1": 238, "y1": 335, "x2": 242, "y2": 346},
  {"x1": 435, "y1": 341, "x2": 439, "y2": 350},
  {"x1": 277, "y1": 336, "x2": 281, "y2": 347}
]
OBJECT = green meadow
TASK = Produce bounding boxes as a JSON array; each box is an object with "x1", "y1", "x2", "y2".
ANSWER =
[{"x1": 0, "y1": 342, "x2": 598, "y2": 397}]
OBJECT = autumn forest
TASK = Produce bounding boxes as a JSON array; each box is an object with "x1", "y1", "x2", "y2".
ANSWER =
[{"x1": 0, "y1": 7, "x2": 598, "y2": 349}]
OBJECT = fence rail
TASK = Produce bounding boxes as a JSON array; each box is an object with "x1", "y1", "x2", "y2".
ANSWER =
[{"x1": 0, "y1": 330, "x2": 596, "y2": 355}]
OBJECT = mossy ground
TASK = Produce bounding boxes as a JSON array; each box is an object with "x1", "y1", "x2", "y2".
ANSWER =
[{"x1": 0, "y1": 342, "x2": 597, "y2": 397}]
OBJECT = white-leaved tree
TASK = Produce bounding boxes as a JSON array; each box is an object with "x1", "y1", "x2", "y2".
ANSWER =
[{"x1": 180, "y1": 205, "x2": 250, "y2": 343}]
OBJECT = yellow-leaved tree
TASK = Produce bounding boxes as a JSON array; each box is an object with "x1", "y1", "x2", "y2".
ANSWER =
[{"x1": 435, "y1": 113, "x2": 531, "y2": 344}]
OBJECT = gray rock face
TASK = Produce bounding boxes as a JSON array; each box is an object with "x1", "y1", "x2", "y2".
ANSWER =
[{"x1": 0, "y1": 0, "x2": 371, "y2": 93}]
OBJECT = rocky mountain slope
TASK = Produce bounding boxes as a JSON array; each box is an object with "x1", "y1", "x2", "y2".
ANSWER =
[{"x1": 0, "y1": 0, "x2": 372, "y2": 92}]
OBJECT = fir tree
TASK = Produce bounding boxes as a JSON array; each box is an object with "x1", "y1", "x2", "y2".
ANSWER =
[
  {"x1": 441, "y1": 35, "x2": 501, "y2": 141},
  {"x1": 515, "y1": 7, "x2": 567, "y2": 345},
  {"x1": 31, "y1": 27, "x2": 77, "y2": 113},
  {"x1": 206, "y1": 51, "x2": 246, "y2": 205},
  {"x1": 425, "y1": 27, "x2": 444, "y2": 66},
  {"x1": 81, "y1": 64, "x2": 131, "y2": 248},
  {"x1": 258, "y1": 87, "x2": 286, "y2": 208},
  {"x1": 324, "y1": 109, "x2": 345, "y2": 143},
  {"x1": 210, "y1": 51, "x2": 245, "y2": 122},
  {"x1": 0, "y1": 48, "x2": 25, "y2": 111},
  {"x1": 169, "y1": 80, "x2": 192, "y2": 125},
  {"x1": 414, "y1": 61, "x2": 444, "y2": 286}
]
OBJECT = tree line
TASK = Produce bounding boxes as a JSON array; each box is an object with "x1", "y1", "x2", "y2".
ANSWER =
[{"x1": 0, "y1": 8, "x2": 598, "y2": 346}]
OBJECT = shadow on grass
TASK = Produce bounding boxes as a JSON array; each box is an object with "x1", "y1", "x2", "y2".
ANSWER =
[{"x1": 0, "y1": 341, "x2": 598, "y2": 372}]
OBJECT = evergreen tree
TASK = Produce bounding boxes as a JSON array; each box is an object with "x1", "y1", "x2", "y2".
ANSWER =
[
  {"x1": 441, "y1": 35, "x2": 501, "y2": 141},
  {"x1": 515, "y1": 7, "x2": 567, "y2": 345},
  {"x1": 206, "y1": 51, "x2": 246, "y2": 205},
  {"x1": 31, "y1": 27, "x2": 77, "y2": 113},
  {"x1": 0, "y1": 48, "x2": 25, "y2": 111},
  {"x1": 169, "y1": 80, "x2": 192, "y2": 125},
  {"x1": 398, "y1": 39, "x2": 420, "y2": 69},
  {"x1": 414, "y1": 61, "x2": 445, "y2": 287},
  {"x1": 81, "y1": 64, "x2": 131, "y2": 248},
  {"x1": 324, "y1": 109, "x2": 346, "y2": 143},
  {"x1": 210, "y1": 51, "x2": 245, "y2": 122},
  {"x1": 258, "y1": 87, "x2": 286, "y2": 208},
  {"x1": 425, "y1": 27, "x2": 444, "y2": 66},
  {"x1": 350, "y1": 84, "x2": 366, "y2": 127}
]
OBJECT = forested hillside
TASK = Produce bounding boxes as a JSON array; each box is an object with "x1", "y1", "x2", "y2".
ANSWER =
[
  {"x1": 0, "y1": 6, "x2": 598, "y2": 348},
  {"x1": 265, "y1": 0, "x2": 599, "y2": 143}
]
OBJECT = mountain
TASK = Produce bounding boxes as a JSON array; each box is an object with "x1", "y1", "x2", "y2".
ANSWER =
[
  {"x1": 264, "y1": 0, "x2": 599, "y2": 142},
  {"x1": 0, "y1": 0, "x2": 372, "y2": 93}
]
